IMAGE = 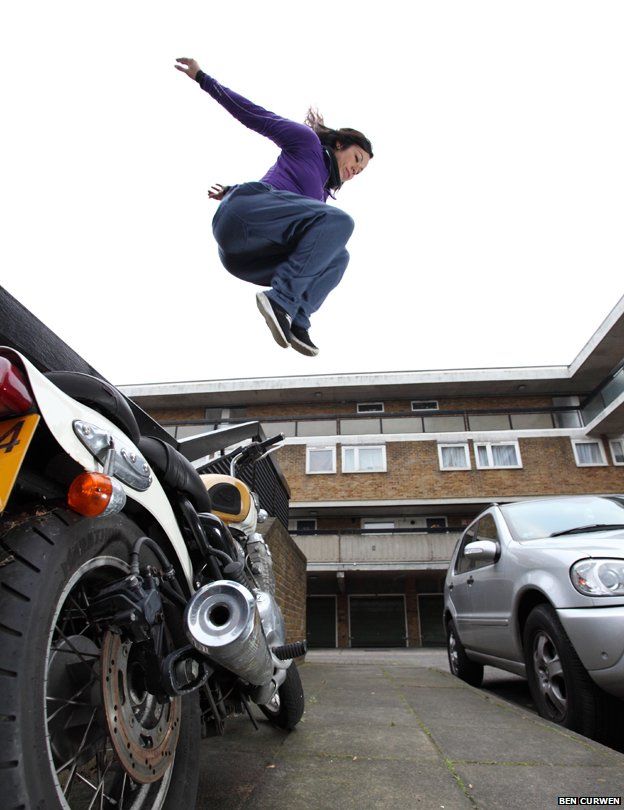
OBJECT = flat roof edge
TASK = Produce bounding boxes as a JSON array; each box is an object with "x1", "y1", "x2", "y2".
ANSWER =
[
  {"x1": 569, "y1": 294, "x2": 624, "y2": 378},
  {"x1": 119, "y1": 365, "x2": 571, "y2": 398}
]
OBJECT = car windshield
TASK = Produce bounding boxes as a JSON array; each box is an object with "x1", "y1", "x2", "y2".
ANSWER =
[{"x1": 500, "y1": 496, "x2": 624, "y2": 541}]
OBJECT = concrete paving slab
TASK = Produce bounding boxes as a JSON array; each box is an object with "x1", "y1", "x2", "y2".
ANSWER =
[
  {"x1": 453, "y1": 763, "x2": 624, "y2": 809},
  {"x1": 398, "y1": 684, "x2": 621, "y2": 766},
  {"x1": 193, "y1": 655, "x2": 624, "y2": 809},
  {"x1": 284, "y1": 715, "x2": 440, "y2": 761},
  {"x1": 240, "y1": 754, "x2": 474, "y2": 810}
]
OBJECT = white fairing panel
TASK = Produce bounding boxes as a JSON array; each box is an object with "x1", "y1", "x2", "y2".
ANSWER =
[{"x1": 3, "y1": 348, "x2": 193, "y2": 587}]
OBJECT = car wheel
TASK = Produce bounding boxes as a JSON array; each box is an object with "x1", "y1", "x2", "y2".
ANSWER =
[
  {"x1": 523, "y1": 603, "x2": 611, "y2": 739},
  {"x1": 446, "y1": 618, "x2": 484, "y2": 687}
]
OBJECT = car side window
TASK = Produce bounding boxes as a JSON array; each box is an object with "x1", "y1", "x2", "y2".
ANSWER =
[
  {"x1": 471, "y1": 513, "x2": 500, "y2": 570},
  {"x1": 476, "y1": 514, "x2": 499, "y2": 542},
  {"x1": 454, "y1": 522, "x2": 479, "y2": 574}
]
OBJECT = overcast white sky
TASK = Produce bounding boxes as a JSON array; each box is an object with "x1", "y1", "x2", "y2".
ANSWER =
[{"x1": 1, "y1": 1, "x2": 623, "y2": 385}]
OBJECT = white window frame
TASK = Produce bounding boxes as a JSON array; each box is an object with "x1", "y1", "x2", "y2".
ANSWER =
[
  {"x1": 341, "y1": 444, "x2": 387, "y2": 473},
  {"x1": 609, "y1": 437, "x2": 624, "y2": 466},
  {"x1": 295, "y1": 518, "x2": 318, "y2": 532},
  {"x1": 438, "y1": 443, "x2": 471, "y2": 471},
  {"x1": 362, "y1": 520, "x2": 396, "y2": 532},
  {"x1": 306, "y1": 446, "x2": 336, "y2": 474},
  {"x1": 411, "y1": 400, "x2": 439, "y2": 411},
  {"x1": 571, "y1": 438, "x2": 607, "y2": 467},
  {"x1": 474, "y1": 440, "x2": 523, "y2": 470},
  {"x1": 357, "y1": 402, "x2": 384, "y2": 414}
]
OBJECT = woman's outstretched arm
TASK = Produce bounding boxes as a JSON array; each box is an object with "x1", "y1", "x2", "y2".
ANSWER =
[{"x1": 175, "y1": 57, "x2": 317, "y2": 152}]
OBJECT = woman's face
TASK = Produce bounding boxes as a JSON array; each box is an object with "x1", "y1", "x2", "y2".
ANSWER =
[{"x1": 334, "y1": 143, "x2": 370, "y2": 183}]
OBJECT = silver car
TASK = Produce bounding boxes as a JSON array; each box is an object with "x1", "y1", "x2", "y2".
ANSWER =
[{"x1": 443, "y1": 495, "x2": 624, "y2": 739}]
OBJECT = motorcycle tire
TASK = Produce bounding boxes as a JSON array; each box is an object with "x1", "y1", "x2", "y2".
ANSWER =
[
  {"x1": 0, "y1": 507, "x2": 200, "y2": 810},
  {"x1": 259, "y1": 663, "x2": 305, "y2": 730}
]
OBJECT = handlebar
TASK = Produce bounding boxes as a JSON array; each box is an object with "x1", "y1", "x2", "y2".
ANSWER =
[
  {"x1": 223, "y1": 434, "x2": 284, "y2": 473},
  {"x1": 227, "y1": 434, "x2": 284, "y2": 479}
]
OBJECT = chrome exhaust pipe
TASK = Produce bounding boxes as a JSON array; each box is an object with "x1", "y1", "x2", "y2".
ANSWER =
[{"x1": 185, "y1": 580, "x2": 273, "y2": 686}]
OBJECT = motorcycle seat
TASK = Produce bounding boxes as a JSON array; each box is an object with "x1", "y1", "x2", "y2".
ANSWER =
[
  {"x1": 45, "y1": 371, "x2": 141, "y2": 443},
  {"x1": 138, "y1": 436, "x2": 212, "y2": 514},
  {"x1": 45, "y1": 371, "x2": 211, "y2": 514}
]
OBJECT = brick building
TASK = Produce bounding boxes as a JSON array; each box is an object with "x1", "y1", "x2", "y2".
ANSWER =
[{"x1": 121, "y1": 297, "x2": 624, "y2": 649}]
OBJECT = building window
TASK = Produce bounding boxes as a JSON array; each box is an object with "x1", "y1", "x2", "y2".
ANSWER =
[
  {"x1": 412, "y1": 400, "x2": 439, "y2": 411},
  {"x1": 426, "y1": 517, "x2": 447, "y2": 530},
  {"x1": 342, "y1": 445, "x2": 387, "y2": 473},
  {"x1": 438, "y1": 443, "x2": 470, "y2": 470},
  {"x1": 362, "y1": 521, "x2": 395, "y2": 532},
  {"x1": 571, "y1": 439, "x2": 607, "y2": 467},
  {"x1": 609, "y1": 438, "x2": 624, "y2": 466},
  {"x1": 357, "y1": 402, "x2": 384, "y2": 414},
  {"x1": 306, "y1": 446, "x2": 336, "y2": 474},
  {"x1": 295, "y1": 519, "x2": 317, "y2": 532},
  {"x1": 475, "y1": 441, "x2": 522, "y2": 469}
]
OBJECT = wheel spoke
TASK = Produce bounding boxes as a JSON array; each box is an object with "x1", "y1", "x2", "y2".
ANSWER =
[
  {"x1": 119, "y1": 771, "x2": 128, "y2": 809},
  {"x1": 76, "y1": 767, "x2": 117, "y2": 807},
  {"x1": 546, "y1": 679, "x2": 567, "y2": 715},
  {"x1": 547, "y1": 657, "x2": 563, "y2": 680},
  {"x1": 47, "y1": 672, "x2": 98, "y2": 723},
  {"x1": 534, "y1": 633, "x2": 548, "y2": 666},
  {"x1": 58, "y1": 707, "x2": 97, "y2": 792},
  {"x1": 54, "y1": 624, "x2": 100, "y2": 670}
]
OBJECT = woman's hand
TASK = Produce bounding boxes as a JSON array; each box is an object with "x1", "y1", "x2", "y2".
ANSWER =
[
  {"x1": 175, "y1": 58, "x2": 200, "y2": 80},
  {"x1": 208, "y1": 184, "x2": 231, "y2": 201}
]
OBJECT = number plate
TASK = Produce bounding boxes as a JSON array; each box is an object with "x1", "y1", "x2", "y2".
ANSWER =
[{"x1": 0, "y1": 414, "x2": 40, "y2": 511}]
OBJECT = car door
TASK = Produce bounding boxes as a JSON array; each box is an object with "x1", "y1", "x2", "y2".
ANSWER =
[
  {"x1": 467, "y1": 511, "x2": 516, "y2": 659},
  {"x1": 448, "y1": 520, "x2": 479, "y2": 647}
]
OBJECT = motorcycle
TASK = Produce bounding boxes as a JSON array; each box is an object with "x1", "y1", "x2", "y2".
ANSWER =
[{"x1": 0, "y1": 347, "x2": 306, "y2": 809}]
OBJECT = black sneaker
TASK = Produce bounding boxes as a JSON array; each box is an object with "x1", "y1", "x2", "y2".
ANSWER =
[
  {"x1": 290, "y1": 325, "x2": 319, "y2": 357},
  {"x1": 256, "y1": 292, "x2": 292, "y2": 348}
]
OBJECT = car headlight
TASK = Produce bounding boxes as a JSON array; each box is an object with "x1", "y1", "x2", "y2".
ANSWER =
[{"x1": 570, "y1": 558, "x2": 624, "y2": 596}]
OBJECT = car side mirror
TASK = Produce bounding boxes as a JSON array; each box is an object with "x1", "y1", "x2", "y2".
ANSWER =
[{"x1": 464, "y1": 540, "x2": 499, "y2": 563}]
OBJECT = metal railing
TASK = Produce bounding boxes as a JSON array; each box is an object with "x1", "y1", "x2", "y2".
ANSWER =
[{"x1": 190, "y1": 422, "x2": 291, "y2": 529}]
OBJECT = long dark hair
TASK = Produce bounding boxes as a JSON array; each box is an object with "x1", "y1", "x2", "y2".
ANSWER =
[{"x1": 304, "y1": 108, "x2": 374, "y2": 159}]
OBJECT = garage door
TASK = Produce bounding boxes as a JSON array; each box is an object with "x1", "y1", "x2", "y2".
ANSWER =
[
  {"x1": 418, "y1": 594, "x2": 445, "y2": 646},
  {"x1": 349, "y1": 596, "x2": 406, "y2": 648},
  {"x1": 306, "y1": 597, "x2": 337, "y2": 648}
]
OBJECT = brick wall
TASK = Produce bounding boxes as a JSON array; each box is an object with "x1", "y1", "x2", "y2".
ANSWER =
[
  {"x1": 258, "y1": 518, "x2": 307, "y2": 645},
  {"x1": 278, "y1": 437, "x2": 624, "y2": 502},
  {"x1": 150, "y1": 407, "x2": 205, "y2": 422},
  {"x1": 146, "y1": 396, "x2": 559, "y2": 425},
  {"x1": 233, "y1": 396, "x2": 555, "y2": 420}
]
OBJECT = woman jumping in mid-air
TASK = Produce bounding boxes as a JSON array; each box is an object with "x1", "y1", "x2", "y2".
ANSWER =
[{"x1": 175, "y1": 57, "x2": 373, "y2": 357}]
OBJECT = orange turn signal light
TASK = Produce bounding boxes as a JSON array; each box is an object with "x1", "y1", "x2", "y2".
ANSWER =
[{"x1": 68, "y1": 472, "x2": 126, "y2": 517}]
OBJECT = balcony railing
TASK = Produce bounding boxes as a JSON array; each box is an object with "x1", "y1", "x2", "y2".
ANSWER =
[
  {"x1": 582, "y1": 365, "x2": 624, "y2": 425},
  {"x1": 293, "y1": 530, "x2": 462, "y2": 568},
  {"x1": 162, "y1": 405, "x2": 584, "y2": 441}
]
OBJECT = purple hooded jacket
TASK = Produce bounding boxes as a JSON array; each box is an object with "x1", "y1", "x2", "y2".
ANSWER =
[{"x1": 196, "y1": 71, "x2": 333, "y2": 202}]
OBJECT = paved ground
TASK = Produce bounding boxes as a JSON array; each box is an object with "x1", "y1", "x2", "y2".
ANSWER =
[{"x1": 195, "y1": 650, "x2": 624, "y2": 809}]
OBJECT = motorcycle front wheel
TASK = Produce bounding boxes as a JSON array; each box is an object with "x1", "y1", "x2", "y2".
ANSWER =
[{"x1": 0, "y1": 508, "x2": 200, "y2": 809}]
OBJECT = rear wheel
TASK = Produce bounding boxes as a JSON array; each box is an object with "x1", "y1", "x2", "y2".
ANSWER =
[
  {"x1": 446, "y1": 618, "x2": 484, "y2": 687},
  {"x1": 259, "y1": 664, "x2": 304, "y2": 730},
  {"x1": 0, "y1": 508, "x2": 200, "y2": 809}
]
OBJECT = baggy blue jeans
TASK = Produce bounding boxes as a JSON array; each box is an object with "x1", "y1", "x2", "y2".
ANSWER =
[{"x1": 211, "y1": 182, "x2": 354, "y2": 329}]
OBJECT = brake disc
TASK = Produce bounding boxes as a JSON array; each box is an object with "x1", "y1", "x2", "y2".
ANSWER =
[{"x1": 101, "y1": 631, "x2": 181, "y2": 784}]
